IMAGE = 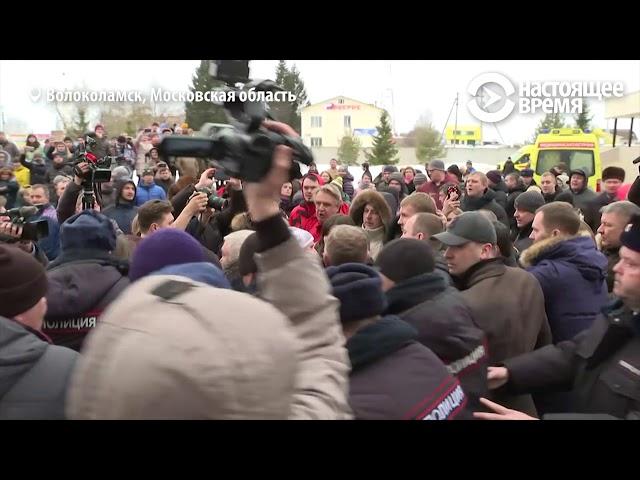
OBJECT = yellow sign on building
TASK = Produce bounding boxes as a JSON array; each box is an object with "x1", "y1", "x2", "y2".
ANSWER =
[
  {"x1": 301, "y1": 96, "x2": 385, "y2": 148},
  {"x1": 445, "y1": 125, "x2": 482, "y2": 146}
]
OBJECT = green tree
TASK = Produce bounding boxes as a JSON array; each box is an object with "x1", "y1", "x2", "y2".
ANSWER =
[
  {"x1": 531, "y1": 112, "x2": 566, "y2": 142},
  {"x1": 67, "y1": 105, "x2": 91, "y2": 138},
  {"x1": 365, "y1": 111, "x2": 399, "y2": 166},
  {"x1": 574, "y1": 98, "x2": 593, "y2": 132},
  {"x1": 184, "y1": 60, "x2": 227, "y2": 131},
  {"x1": 338, "y1": 134, "x2": 361, "y2": 166},
  {"x1": 268, "y1": 61, "x2": 309, "y2": 133},
  {"x1": 414, "y1": 124, "x2": 445, "y2": 163}
]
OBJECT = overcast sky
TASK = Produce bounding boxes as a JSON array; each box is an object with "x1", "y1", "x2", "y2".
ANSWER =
[{"x1": 0, "y1": 60, "x2": 638, "y2": 144}]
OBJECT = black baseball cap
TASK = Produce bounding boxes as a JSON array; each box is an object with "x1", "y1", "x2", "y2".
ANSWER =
[{"x1": 433, "y1": 212, "x2": 497, "y2": 246}]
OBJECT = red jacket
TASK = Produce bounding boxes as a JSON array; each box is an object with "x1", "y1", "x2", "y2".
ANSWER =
[
  {"x1": 290, "y1": 201, "x2": 350, "y2": 243},
  {"x1": 290, "y1": 202, "x2": 321, "y2": 242},
  {"x1": 417, "y1": 181, "x2": 445, "y2": 210}
]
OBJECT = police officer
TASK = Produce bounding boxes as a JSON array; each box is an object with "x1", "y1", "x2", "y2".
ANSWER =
[{"x1": 479, "y1": 213, "x2": 640, "y2": 420}]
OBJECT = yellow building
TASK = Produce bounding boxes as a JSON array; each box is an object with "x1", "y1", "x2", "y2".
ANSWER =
[
  {"x1": 445, "y1": 125, "x2": 482, "y2": 146},
  {"x1": 301, "y1": 96, "x2": 385, "y2": 148}
]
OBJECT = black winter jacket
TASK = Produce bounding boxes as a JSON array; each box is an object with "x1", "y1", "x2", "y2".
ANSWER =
[
  {"x1": 502, "y1": 300, "x2": 640, "y2": 419},
  {"x1": 347, "y1": 316, "x2": 471, "y2": 420},
  {"x1": 384, "y1": 272, "x2": 488, "y2": 409}
]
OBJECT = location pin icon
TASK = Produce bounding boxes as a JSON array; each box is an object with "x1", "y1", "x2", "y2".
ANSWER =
[{"x1": 29, "y1": 88, "x2": 41, "y2": 103}]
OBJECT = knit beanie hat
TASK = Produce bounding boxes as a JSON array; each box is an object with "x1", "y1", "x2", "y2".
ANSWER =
[
  {"x1": 389, "y1": 172, "x2": 403, "y2": 184},
  {"x1": 486, "y1": 170, "x2": 502, "y2": 185},
  {"x1": 60, "y1": 210, "x2": 117, "y2": 252},
  {"x1": 326, "y1": 263, "x2": 388, "y2": 323},
  {"x1": 514, "y1": 190, "x2": 545, "y2": 214},
  {"x1": 331, "y1": 176, "x2": 344, "y2": 190},
  {"x1": 0, "y1": 245, "x2": 48, "y2": 318},
  {"x1": 375, "y1": 238, "x2": 435, "y2": 283},
  {"x1": 383, "y1": 165, "x2": 397, "y2": 174},
  {"x1": 413, "y1": 173, "x2": 428, "y2": 186},
  {"x1": 130, "y1": 229, "x2": 205, "y2": 281}
]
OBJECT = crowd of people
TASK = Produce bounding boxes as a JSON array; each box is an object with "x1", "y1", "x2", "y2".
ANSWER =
[{"x1": 1, "y1": 119, "x2": 639, "y2": 420}]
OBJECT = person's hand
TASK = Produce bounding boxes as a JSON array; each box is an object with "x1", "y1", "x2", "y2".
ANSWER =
[
  {"x1": 442, "y1": 196, "x2": 461, "y2": 217},
  {"x1": 24, "y1": 146, "x2": 34, "y2": 152},
  {"x1": 185, "y1": 192, "x2": 208, "y2": 216},
  {"x1": 227, "y1": 177, "x2": 242, "y2": 191},
  {"x1": 473, "y1": 397, "x2": 538, "y2": 420},
  {"x1": 196, "y1": 168, "x2": 215, "y2": 189},
  {"x1": 487, "y1": 366, "x2": 509, "y2": 390},
  {"x1": 0, "y1": 221, "x2": 23, "y2": 240},
  {"x1": 242, "y1": 120, "x2": 295, "y2": 222},
  {"x1": 74, "y1": 162, "x2": 90, "y2": 185}
]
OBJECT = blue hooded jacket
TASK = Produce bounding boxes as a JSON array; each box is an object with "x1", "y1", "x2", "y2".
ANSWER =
[
  {"x1": 521, "y1": 235, "x2": 608, "y2": 343},
  {"x1": 135, "y1": 179, "x2": 166, "y2": 206}
]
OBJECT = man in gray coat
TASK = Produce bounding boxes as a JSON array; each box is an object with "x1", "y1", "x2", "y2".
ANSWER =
[{"x1": 0, "y1": 245, "x2": 78, "y2": 419}]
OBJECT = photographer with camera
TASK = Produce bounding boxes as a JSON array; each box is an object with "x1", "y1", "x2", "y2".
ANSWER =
[
  {"x1": 28, "y1": 185, "x2": 60, "y2": 261},
  {"x1": 0, "y1": 217, "x2": 49, "y2": 267},
  {"x1": 168, "y1": 168, "x2": 247, "y2": 257}
]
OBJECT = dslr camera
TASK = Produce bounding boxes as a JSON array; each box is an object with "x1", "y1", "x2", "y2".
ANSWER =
[
  {"x1": 1, "y1": 206, "x2": 49, "y2": 242},
  {"x1": 158, "y1": 60, "x2": 313, "y2": 183},
  {"x1": 192, "y1": 187, "x2": 226, "y2": 211}
]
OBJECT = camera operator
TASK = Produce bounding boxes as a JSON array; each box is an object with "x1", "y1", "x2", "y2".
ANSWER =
[
  {"x1": 0, "y1": 218, "x2": 49, "y2": 267},
  {"x1": 170, "y1": 168, "x2": 247, "y2": 257},
  {"x1": 29, "y1": 184, "x2": 60, "y2": 261}
]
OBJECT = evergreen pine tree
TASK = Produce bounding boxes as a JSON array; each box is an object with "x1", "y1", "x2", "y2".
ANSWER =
[
  {"x1": 365, "y1": 111, "x2": 399, "y2": 165},
  {"x1": 184, "y1": 60, "x2": 227, "y2": 130}
]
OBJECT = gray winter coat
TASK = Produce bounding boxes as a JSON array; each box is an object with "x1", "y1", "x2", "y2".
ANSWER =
[{"x1": 0, "y1": 316, "x2": 78, "y2": 419}]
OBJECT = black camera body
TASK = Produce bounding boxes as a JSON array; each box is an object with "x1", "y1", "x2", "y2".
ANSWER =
[
  {"x1": 74, "y1": 135, "x2": 114, "y2": 210},
  {"x1": 158, "y1": 60, "x2": 313, "y2": 183},
  {"x1": 194, "y1": 187, "x2": 226, "y2": 211},
  {"x1": 2, "y1": 206, "x2": 49, "y2": 242}
]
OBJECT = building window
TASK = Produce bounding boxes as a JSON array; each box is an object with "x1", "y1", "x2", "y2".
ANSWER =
[
  {"x1": 311, "y1": 137, "x2": 323, "y2": 147},
  {"x1": 311, "y1": 116, "x2": 322, "y2": 128},
  {"x1": 344, "y1": 115, "x2": 351, "y2": 128},
  {"x1": 337, "y1": 98, "x2": 344, "y2": 104}
]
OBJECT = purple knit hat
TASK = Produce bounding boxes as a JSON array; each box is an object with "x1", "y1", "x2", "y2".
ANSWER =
[{"x1": 129, "y1": 229, "x2": 205, "y2": 281}]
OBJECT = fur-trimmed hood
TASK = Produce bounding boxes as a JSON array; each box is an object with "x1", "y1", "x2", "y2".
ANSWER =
[
  {"x1": 520, "y1": 234, "x2": 607, "y2": 282},
  {"x1": 350, "y1": 190, "x2": 393, "y2": 230}
]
